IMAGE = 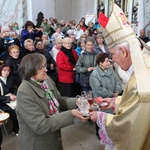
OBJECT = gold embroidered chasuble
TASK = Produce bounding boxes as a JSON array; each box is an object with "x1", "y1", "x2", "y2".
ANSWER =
[{"x1": 105, "y1": 53, "x2": 150, "y2": 150}]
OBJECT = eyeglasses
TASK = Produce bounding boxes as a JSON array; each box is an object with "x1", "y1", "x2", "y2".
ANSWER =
[{"x1": 38, "y1": 64, "x2": 47, "y2": 70}]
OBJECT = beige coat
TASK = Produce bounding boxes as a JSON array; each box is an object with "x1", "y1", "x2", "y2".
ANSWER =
[
  {"x1": 16, "y1": 77, "x2": 76, "y2": 150},
  {"x1": 105, "y1": 53, "x2": 150, "y2": 150}
]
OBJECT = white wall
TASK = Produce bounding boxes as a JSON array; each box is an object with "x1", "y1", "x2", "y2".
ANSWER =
[
  {"x1": 55, "y1": 0, "x2": 71, "y2": 22},
  {"x1": 0, "y1": 0, "x2": 100, "y2": 28},
  {"x1": 31, "y1": 0, "x2": 55, "y2": 24},
  {"x1": 0, "y1": 0, "x2": 23, "y2": 28},
  {"x1": 144, "y1": 0, "x2": 150, "y2": 38},
  {"x1": 71, "y1": 0, "x2": 87, "y2": 23},
  {"x1": 30, "y1": 0, "x2": 97, "y2": 24},
  {"x1": 71, "y1": 0, "x2": 96, "y2": 23}
]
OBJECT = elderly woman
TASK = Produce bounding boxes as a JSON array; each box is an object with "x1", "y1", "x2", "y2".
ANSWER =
[
  {"x1": 20, "y1": 39, "x2": 35, "y2": 59},
  {"x1": 89, "y1": 53, "x2": 122, "y2": 138},
  {"x1": 56, "y1": 37, "x2": 78, "y2": 97},
  {"x1": 75, "y1": 37, "x2": 98, "y2": 91},
  {"x1": 50, "y1": 26, "x2": 64, "y2": 41},
  {"x1": 50, "y1": 37, "x2": 62, "y2": 61},
  {"x1": 74, "y1": 24, "x2": 84, "y2": 40},
  {"x1": 5, "y1": 45, "x2": 21, "y2": 87},
  {"x1": 16, "y1": 53, "x2": 88, "y2": 150},
  {"x1": 41, "y1": 33, "x2": 53, "y2": 52},
  {"x1": 0, "y1": 26, "x2": 20, "y2": 61},
  {"x1": 90, "y1": 53, "x2": 122, "y2": 98},
  {"x1": 35, "y1": 40, "x2": 58, "y2": 84}
]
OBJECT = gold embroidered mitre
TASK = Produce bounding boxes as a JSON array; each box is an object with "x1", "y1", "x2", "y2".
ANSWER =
[{"x1": 98, "y1": 4, "x2": 150, "y2": 102}]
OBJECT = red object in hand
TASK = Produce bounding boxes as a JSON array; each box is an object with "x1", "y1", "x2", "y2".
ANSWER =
[
  {"x1": 94, "y1": 97, "x2": 103, "y2": 104},
  {"x1": 99, "y1": 102, "x2": 109, "y2": 107},
  {"x1": 94, "y1": 97, "x2": 109, "y2": 107}
]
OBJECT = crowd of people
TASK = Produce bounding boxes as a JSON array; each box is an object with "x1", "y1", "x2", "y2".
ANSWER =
[{"x1": 0, "y1": 3, "x2": 150, "y2": 150}]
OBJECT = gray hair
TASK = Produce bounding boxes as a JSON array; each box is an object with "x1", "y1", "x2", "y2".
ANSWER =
[
  {"x1": 18, "y1": 53, "x2": 46, "y2": 80},
  {"x1": 54, "y1": 37, "x2": 62, "y2": 45},
  {"x1": 62, "y1": 37, "x2": 72, "y2": 44},
  {"x1": 85, "y1": 36, "x2": 95, "y2": 44},
  {"x1": 24, "y1": 39, "x2": 33, "y2": 49},
  {"x1": 114, "y1": 41, "x2": 130, "y2": 51},
  {"x1": 60, "y1": 20, "x2": 65, "y2": 24},
  {"x1": 1, "y1": 26, "x2": 9, "y2": 33}
]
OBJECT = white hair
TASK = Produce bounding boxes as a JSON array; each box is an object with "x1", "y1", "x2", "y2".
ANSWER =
[
  {"x1": 60, "y1": 20, "x2": 65, "y2": 24},
  {"x1": 24, "y1": 39, "x2": 33, "y2": 48},
  {"x1": 114, "y1": 41, "x2": 130, "y2": 51},
  {"x1": 62, "y1": 37, "x2": 72, "y2": 44},
  {"x1": 1, "y1": 26, "x2": 9, "y2": 33},
  {"x1": 54, "y1": 37, "x2": 62, "y2": 44},
  {"x1": 114, "y1": 40, "x2": 141, "y2": 52}
]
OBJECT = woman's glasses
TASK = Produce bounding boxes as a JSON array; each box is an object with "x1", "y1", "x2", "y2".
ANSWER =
[{"x1": 38, "y1": 64, "x2": 47, "y2": 70}]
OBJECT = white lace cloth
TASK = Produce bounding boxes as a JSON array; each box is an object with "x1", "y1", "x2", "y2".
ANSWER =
[
  {"x1": 97, "y1": 112, "x2": 117, "y2": 149},
  {"x1": 96, "y1": 112, "x2": 113, "y2": 145}
]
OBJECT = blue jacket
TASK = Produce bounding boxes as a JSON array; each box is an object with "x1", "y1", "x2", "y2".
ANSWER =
[
  {"x1": 21, "y1": 29, "x2": 43, "y2": 47},
  {"x1": 75, "y1": 46, "x2": 82, "y2": 56}
]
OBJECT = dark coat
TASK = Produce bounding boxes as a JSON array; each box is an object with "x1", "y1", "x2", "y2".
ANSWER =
[
  {"x1": 75, "y1": 50, "x2": 98, "y2": 73},
  {"x1": 21, "y1": 29, "x2": 43, "y2": 47},
  {"x1": 139, "y1": 36, "x2": 150, "y2": 43},
  {"x1": 5, "y1": 56, "x2": 21, "y2": 87},
  {"x1": 20, "y1": 48, "x2": 35, "y2": 59},
  {"x1": 36, "y1": 49, "x2": 58, "y2": 83},
  {"x1": 0, "y1": 37, "x2": 20, "y2": 61},
  {"x1": 0, "y1": 77, "x2": 16, "y2": 111},
  {"x1": 94, "y1": 42, "x2": 109, "y2": 55}
]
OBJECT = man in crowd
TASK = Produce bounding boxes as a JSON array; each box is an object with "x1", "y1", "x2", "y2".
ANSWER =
[{"x1": 139, "y1": 29, "x2": 150, "y2": 43}]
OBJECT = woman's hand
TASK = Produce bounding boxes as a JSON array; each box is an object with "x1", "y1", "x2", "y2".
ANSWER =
[
  {"x1": 88, "y1": 67, "x2": 94, "y2": 72},
  {"x1": 71, "y1": 109, "x2": 89, "y2": 122},
  {"x1": 10, "y1": 94, "x2": 16, "y2": 101},
  {"x1": 50, "y1": 64, "x2": 54, "y2": 70},
  {"x1": 35, "y1": 28, "x2": 41, "y2": 31}
]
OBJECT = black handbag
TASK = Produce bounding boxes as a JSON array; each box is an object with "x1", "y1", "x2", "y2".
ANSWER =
[
  {"x1": 75, "y1": 71, "x2": 80, "y2": 84},
  {"x1": 79, "y1": 72, "x2": 91, "y2": 87}
]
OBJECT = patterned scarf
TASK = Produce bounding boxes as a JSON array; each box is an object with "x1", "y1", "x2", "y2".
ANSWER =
[{"x1": 31, "y1": 79, "x2": 59, "y2": 115}]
